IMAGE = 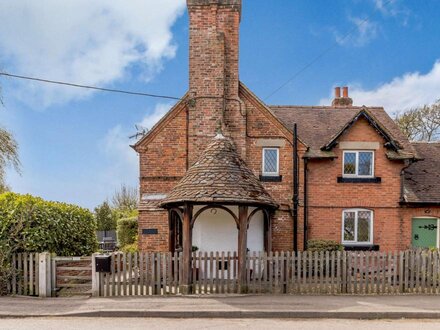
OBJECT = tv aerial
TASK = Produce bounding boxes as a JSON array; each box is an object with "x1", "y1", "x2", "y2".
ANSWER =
[{"x1": 129, "y1": 124, "x2": 149, "y2": 140}]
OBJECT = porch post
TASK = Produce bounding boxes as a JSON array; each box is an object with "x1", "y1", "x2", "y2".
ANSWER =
[
  {"x1": 181, "y1": 203, "x2": 193, "y2": 294},
  {"x1": 267, "y1": 211, "x2": 273, "y2": 253},
  {"x1": 238, "y1": 205, "x2": 248, "y2": 293},
  {"x1": 263, "y1": 210, "x2": 273, "y2": 253}
]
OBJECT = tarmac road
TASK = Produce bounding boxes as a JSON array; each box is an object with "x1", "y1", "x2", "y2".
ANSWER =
[{"x1": 1, "y1": 318, "x2": 440, "y2": 330}]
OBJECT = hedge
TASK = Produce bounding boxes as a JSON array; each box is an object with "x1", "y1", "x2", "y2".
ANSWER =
[
  {"x1": 0, "y1": 192, "x2": 98, "y2": 256},
  {"x1": 307, "y1": 239, "x2": 344, "y2": 252},
  {"x1": 117, "y1": 217, "x2": 138, "y2": 247}
]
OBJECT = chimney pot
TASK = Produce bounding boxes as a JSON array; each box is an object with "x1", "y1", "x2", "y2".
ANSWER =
[
  {"x1": 334, "y1": 87, "x2": 341, "y2": 98},
  {"x1": 342, "y1": 86, "x2": 348, "y2": 98}
]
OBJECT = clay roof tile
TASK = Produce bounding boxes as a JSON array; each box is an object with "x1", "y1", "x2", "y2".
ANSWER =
[
  {"x1": 404, "y1": 142, "x2": 440, "y2": 204},
  {"x1": 160, "y1": 135, "x2": 278, "y2": 208}
]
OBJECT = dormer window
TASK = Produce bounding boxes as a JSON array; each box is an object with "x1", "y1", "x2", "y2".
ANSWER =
[
  {"x1": 262, "y1": 148, "x2": 279, "y2": 176},
  {"x1": 343, "y1": 151, "x2": 374, "y2": 178}
]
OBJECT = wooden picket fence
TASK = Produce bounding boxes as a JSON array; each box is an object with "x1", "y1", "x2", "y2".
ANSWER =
[
  {"x1": 9, "y1": 249, "x2": 440, "y2": 297},
  {"x1": 99, "y1": 252, "x2": 182, "y2": 296},
  {"x1": 99, "y1": 249, "x2": 440, "y2": 296},
  {"x1": 10, "y1": 253, "x2": 39, "y2": 296}
]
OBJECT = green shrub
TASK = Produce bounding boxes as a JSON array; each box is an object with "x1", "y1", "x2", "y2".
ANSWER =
[
  {"x1": 307, "y1": 239, "x2": 344, "y2": 252},
  {"x1": 117, "y1": 217, "x2": 138, "y2": 247},
  {"x1": 113, "y1": 208, "x2": 138, "y2": 221},
  {"x1": 0, "y1": 192, "x2": 98, "y2": 256},
  {"x1": 0, "y1": 248, "x2": 14, "y2": 295},
  {"x1": 120, "y1": 242, "x2": 138, "y2": 253}
]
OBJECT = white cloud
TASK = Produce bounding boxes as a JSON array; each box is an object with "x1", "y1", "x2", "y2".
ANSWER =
[
  {"x1": 320, "y1": 60, "x2": 440, "y2": 115},
  {"x1": 137, "y1": 103, "x2": 173, "y2": 131},
  {"x1": 374, "y1": 0, "x2": 396, "y2": 14},
  {"x1": 335, "y1": 16, "x2": 379, "y2": 47},
  {"x1": 100, "y1": 102, "x2": 172, "y2": 180},
  {"x1": 333, "y1": 0, "x2": 412, "y2": 48},
  {"x1": 373, "y1": 0, "x2": 411, "y2": 25},
  {"x1": 0, "y1": 0, "x2": 185, "y2": 107}
]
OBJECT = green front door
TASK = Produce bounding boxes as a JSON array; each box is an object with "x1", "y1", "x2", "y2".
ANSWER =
[{"x1": 412, "y1": 218, "x2": 438, "y2": 248}]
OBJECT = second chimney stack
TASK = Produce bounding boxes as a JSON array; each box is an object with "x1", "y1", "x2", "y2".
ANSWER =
[{"x1": 332, "y1": 86, "x2": 353, "y2": 107}]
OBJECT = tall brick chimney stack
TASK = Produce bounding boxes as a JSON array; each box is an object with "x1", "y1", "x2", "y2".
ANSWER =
[
  {"x1": 187, "y1": 0, "x2": 244, "y2": 164},
  {"x1": 332, "y1": 86, "x2": 353, "y2": 107}
]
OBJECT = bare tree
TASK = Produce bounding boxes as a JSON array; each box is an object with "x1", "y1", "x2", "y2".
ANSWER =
[
  {"x1": 394, "y1": 108, "x2": 421, "y2": 141},
  {"x1": 0, "y1": 126, "x2": 20, "y2": 192},
  {"x1": 111, "y1": 184, "x2": 138, "y2": 213},
  {"x1": 395, "y1": 100, "x2": 440, "y2": 141}
]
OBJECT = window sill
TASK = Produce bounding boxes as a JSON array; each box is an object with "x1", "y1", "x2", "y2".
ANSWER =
[
  {"x1": 337, "y1": 177, "x2": 381, "y2": 183},
  {"x1": 343, "y1": 244, "x2": 379, "y2": 251},
  {"x1": 259, "y1": 175, "x2": 282, "y2": 182}
]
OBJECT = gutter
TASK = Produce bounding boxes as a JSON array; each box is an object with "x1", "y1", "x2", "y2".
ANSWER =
[{"x1": 399, "y1": 201, "x2": 440, "y2": 207}]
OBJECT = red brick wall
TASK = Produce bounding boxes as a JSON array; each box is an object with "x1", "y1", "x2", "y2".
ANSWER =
[
  {"x1": 241, "y1": 90, "x2": 307, "y2": 252},
  {"x1": 306, "y1": 117, "x2": 406, "y2": 251},
  {"x1": 138, "y1": 106, "x2": 187, "y2": 178},
  {"x1": 137, "y1": 105, "x2": 188, "y2": 252},
  {"x1": 138, "y1": 210, "x2": 169, "y2": 252}
]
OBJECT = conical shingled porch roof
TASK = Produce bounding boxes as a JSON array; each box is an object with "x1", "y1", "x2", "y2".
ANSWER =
[{"x1": 160, "y1": 134, "x2": 278, "y2": 208}]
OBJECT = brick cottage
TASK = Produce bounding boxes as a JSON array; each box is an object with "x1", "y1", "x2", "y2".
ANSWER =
[{"x1": 132, "y1": 0, "x2": 440, "y2": 257}]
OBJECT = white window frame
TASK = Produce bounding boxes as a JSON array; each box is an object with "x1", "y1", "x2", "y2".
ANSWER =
[
  {"x1": 262, "y1": 147, "x2": 279, "y2": 176},
  {"x1": 341, "y1": 209, "x2": 374, "y2": 245},
  {"x1": 342, "y1": 150, "x2": 375, "y2": 178}
]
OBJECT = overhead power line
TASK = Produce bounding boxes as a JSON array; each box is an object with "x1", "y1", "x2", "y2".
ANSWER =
[
  {"x1": 0, "y1": 72, "x2": 182, "y2": 101},
  {"x1": 1, "y1": 0, "x2": 394, "y2": 103},
  {"x1": 264, "y1": 0, "x2": 394, "y2": 101}
]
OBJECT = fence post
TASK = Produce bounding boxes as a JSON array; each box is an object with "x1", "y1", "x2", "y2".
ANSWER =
[
  {"x1": 51, "y1": 257, "x2": 57, "y2": 297},
  {"x1": 92, "y1": 253, "x2": 101, "y2": 297},
  {"x1": 38, "y1": 252, "x2": 51, "y2": 297}
]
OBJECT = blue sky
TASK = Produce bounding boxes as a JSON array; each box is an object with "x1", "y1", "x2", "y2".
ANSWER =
[{"x1": 1, "y1": 0, "x2": 439, "y2": 209}]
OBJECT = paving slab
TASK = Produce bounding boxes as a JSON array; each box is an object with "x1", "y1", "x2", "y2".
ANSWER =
[{"x1": 1, "y1": 295, "x2": 440, "y2": 319}]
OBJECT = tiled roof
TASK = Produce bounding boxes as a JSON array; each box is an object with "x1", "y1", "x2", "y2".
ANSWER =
[
  {"x1": 270, "y1": 105, "x2": 418, "y2": 159},
  {"x1": 160, "y1": 134, "x2": 278, "y2": 208},
  {"x1": 403, "y1": 142, "x2": 440, "y2": 204}
]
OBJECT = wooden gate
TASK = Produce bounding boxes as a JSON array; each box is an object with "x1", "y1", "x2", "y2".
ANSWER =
[
  {"x1": 52, "y1": 256, "x2": 92, "y2": 296},
  {"x1": 10, "y1": 253, "x2": 39, "y2": 296}
]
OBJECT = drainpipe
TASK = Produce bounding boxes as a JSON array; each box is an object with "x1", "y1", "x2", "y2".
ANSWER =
[
  {"x1": 303, "y1": 158, "x2": 309, "y2": 251},
  {"x1": 186, "y1": 104, "x2": 190, "y2": 170},
  {"x1": 292, "y1": 124, "x2": 299, "y2": 251}
]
